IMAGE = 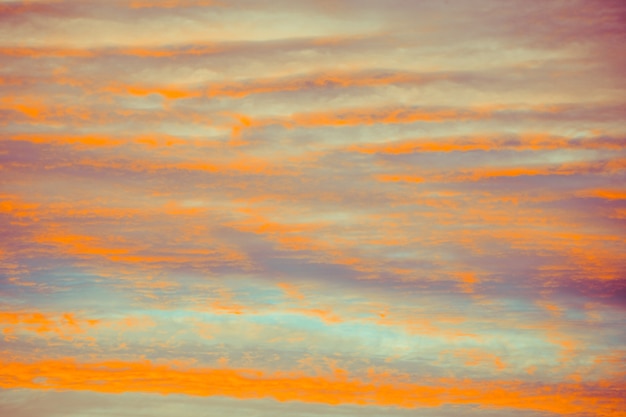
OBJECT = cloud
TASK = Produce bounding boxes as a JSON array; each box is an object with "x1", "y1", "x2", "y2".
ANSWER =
[
  {"x1": 1, "y1": 1, "x2": 625, "y2": 416},
  {"x1": 1, "y1": 358, "x2": 624, "y2": 415}
]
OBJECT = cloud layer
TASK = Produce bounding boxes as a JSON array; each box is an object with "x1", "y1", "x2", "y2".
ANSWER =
[{"x1": 1, "y1": 1, "x2": 625, "y2": 416}]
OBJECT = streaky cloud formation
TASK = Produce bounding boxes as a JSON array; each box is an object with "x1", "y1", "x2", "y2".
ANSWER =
[{"x1": 1, "y1": 1, "x2": 625, "y2": 416}]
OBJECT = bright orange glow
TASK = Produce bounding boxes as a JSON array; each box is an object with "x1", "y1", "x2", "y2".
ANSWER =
[{"x1": 0, "y1": 359, "x2": 623, "y2": 416}]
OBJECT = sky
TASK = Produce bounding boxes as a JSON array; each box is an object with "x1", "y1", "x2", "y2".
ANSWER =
[{"x1": 0, "y1": 0, "x2": 625, "y2": 416}]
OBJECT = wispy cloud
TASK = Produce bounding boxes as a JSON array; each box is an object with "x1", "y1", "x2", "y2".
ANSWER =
[{"x1": 1, "y1": 0, "x2": 625, "y2": 416}]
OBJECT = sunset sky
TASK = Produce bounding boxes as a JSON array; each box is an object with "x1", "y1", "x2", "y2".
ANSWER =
[{"x1": 1, "y1": 1, "x2": 625, "y2": 416}]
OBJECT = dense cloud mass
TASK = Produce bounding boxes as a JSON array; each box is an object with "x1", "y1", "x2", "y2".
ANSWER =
[{"x1": 0, "y1": 1, "x2": 625, "y2": 416}]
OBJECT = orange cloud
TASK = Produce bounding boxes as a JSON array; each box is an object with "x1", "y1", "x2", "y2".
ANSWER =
[
  {"x1": 229, "y1": 107, "x2": 493, "y2": 135},
  {"x1": 576, "y1": 189, "x2": 626, "y2": 200},
  {"x1": 6, "y1": 133, "x2": 228, "y2": 151},
  {"x1": 0, "y1": 197, "x2": 40, "y2": 218},
  {"x1": 0, "y1": 95, "x2": 93, "y2": 123},
  {"x1": 31, "y1": 230, "x2": 249, "y2": 270},
  {"x1": 0, "y1": 358, "x2": 622, "y2": 415},
  {"x1": 230, "y1": 104, "x2": 593, "y2": 135},
  {"x1": 277, "y1": 282, "x2": 305, "y2": 301},
  {"x1": 0, "y1": 45, "x2": 225, "y2": 59},
  {"x1": 288, "y1": 107, "x2": 484, "y2": 128},
  {"x1": 0, "y1": 47, "x2": 96, "y2": 58},
  {"x1": 226, "y1": 211, "x2": 387, "y2": 276},
  {"x1": 375, "y1": 174, "x2": 424, "y2": 183},
  {"x1": 457, "y1": 158, "x2": 626, "y2": 181},
  {"x1": 376, "y1": 158, "x2": 626, "y2": 184},
  {"x1": 0, "y1": 311, "x2": 100, "y2": 340},
  {"x1": 207, "y1": 71, "x2": 446, "y2": 99},
  {"x1": 289, "y1": 307, "x2": 343, "y2": 324},
  {"x1": 103, "y1": 83, "x2": 202, "y2": 100},
  {"x1": 348, "y1": 134, "x2": 625, "y2": 155},
  {"x1": 1, "y1": 145, "x2": 293, "y2": 176}
]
